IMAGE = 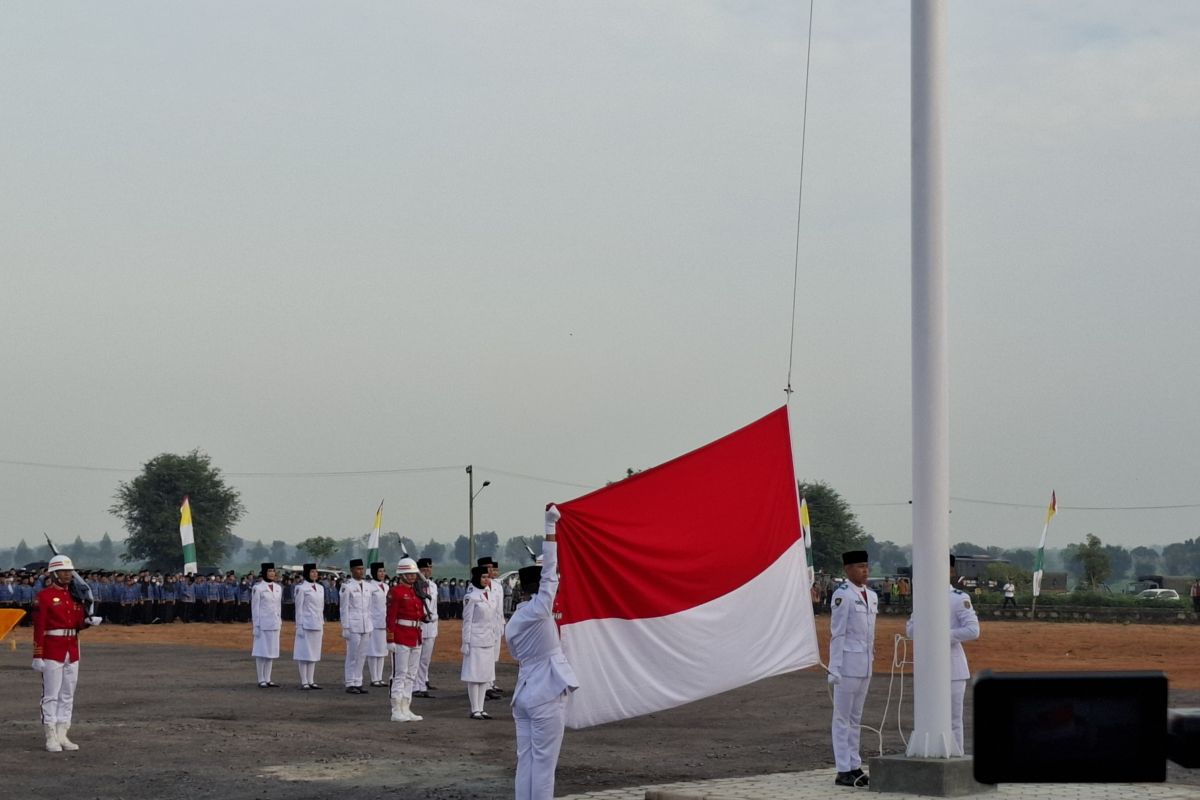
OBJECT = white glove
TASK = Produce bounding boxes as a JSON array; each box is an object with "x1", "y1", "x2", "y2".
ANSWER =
[
  {"x1": 341, "y1": 628, "x2": 350, "y2": 640},
  {"x1": 31, "y1": 658, "x2": 46, "y2": 673},
  {"x1": 545, "y1": 503, "x2": 561, "y2": 534},
  {"x1": 387, "y1": 642, "x2": 398, "y2": 653},
  {"x1": 827, "y1": 671, "x2": 841, "y2": 686},
  {"x1": 460, "y1": 643, "x2": 470, "y2": 656},
  {"x1": 296, "y1": 627, "x2": 306, "y2": 639},
  {"x1": 86, "y1": 616, "x2": 103, "y2": 626}
]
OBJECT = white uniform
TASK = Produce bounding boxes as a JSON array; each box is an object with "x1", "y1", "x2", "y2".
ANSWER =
[
  {"x1": 461, "y1": 583, "x2": 498, "y2": 713},
  {"x1": 490, "y1": 571, "x2": 506, "y2": 688},
  {"x1": 415, "y1": 579, "x2": 439, "y2": 692},
  {"x1": 828, "y1": 581, "x2": 878, "y2": 773},
  {"x1": 366, "y1": 578, "x2": 389, "y2": 683},
  {"x1": 905, "y1": 586, "x2": 980, "y2": 754},
  {"x1": 505, "y1": 541, "x2": 578, "y2": 800},
  {"x1": 293, "y1": 579, "x2": 325, "y2": 686},
  {"x1": 340, "y1": 577, "x2": 372, "y2": 688},
  {"x1": 251, "y1": 579, "x2": 282, "y2": 685}
]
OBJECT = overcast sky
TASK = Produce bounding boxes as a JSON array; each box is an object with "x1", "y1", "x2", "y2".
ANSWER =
[{"x1": 3, "y1": 2, "x2": 1198, "y2": 558}]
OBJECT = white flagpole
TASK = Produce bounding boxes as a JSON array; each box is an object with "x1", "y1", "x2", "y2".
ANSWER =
[{"x1": 908, "y1": 0, "x2": 955, "y2": 759}]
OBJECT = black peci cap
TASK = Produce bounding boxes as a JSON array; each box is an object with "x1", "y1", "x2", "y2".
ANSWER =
[{"x1": 842, "y1": 550, "x2": 869, "y2": 566}]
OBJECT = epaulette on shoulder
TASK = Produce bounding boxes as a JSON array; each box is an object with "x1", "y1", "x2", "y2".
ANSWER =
[{"x1": 952, "y1": 588, "x2": 966, "y2": 595}]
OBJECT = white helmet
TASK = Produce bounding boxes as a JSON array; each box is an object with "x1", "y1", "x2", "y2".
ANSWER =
[
  {"x1": 48, "y1": 554, "x2": 75, "y2": 573},
  {"x1": 395, "y1": 557, "x2": 419, "y2": 575}
]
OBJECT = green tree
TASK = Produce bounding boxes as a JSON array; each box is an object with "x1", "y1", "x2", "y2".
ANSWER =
[
  {"x1": 295, "y1": 536, "x2": 338, "y2": 563},
  {"x1": 1162, "y1": 539, "x2": 1200, "y2": 576},
  {"x1": 798, "y1": 481, "x2": 867, "y2": 573},
  {"x1": 475, "y1": 531, "x2": 500, "y2": 562},
  {"x1": 1000, "y1": 548, "x2": 1035, "y2": 571},
  {"x1": 452, "y1": 535, "x2": 470, "y2": 565},
  {"x1": 247, "y1": 539, "x2": 269, "y2": 562},
  {"x1": 1068, "y1": 533, "x2": 1112, "y2": 590},
  {"x1": 111, "y1": 450, "x2": 246, "y2": 572},
  {"x1": 418, "y1": 539, "x2": 446, "y2": 563},
  {"x1": 984, "y1": 561, "x2": 1031, "y2": 590},
  {"x1": 13, "y1": 539, "x2": 33, "y2": 566},
  {"x1": 504, "y1": 535, "x2": 544, "y2": 565},
  {"x1": 96, "y1": 533, "x2": 115, "y2": 566},
  {"x1": 1130, "y1": 546, "x2": 1160, "y2": 577},
  {"x1": 1102, "y1": 544, "x2": 1132, "y2": 581}
]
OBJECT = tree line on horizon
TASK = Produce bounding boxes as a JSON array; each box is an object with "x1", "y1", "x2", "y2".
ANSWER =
[{"x1": 3, "y1": 452, "x2": 1197, "y2": 582}]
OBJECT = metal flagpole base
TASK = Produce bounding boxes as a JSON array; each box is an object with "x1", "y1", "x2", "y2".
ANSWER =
[{"x1": 868, "y1": 755, "x2": 995, "y2": 796}]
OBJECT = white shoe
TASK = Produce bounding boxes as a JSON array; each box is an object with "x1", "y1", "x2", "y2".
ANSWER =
[
  {"x1": 56, "y1": 724, "x2": 79, "y2": 751},
  {"x1": 44, "y1": 724, "x2": 62, "y2": 753},
  {"x1": 402, "y1": 696, "x2": 422, "y2": 722},
  {"x1": 390, "y1": 698, "x2": 407, "y2": 722}
]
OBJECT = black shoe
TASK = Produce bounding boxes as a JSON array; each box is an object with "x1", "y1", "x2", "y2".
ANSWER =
[
  {"x1": 310, "y1": 684, "x2": 323, "y2": 690},
  {"x1": 479, "y1": 711, "x2": 493, "y2": 720},
  {"x1": 469, "y1": 711, "x2": 486, "y2": 720},
  {"x1": 425, "y1": 683, "x2": 438, "y2": 691},
  {"x1": 300, "y1": 684, "x2": 312, "y2": 690},
  {"x1": 345, "y1": 686, "x2": 363, "y2": 694},
  {"x1": 412, "y1": 690, "x2": 431, "y2": 699},
  {"x1": 834, "y1": 770, "x2": 869, "y2": 788},
  {"x1": 266, "y1": 682, "x2": 279, "y2": 688},
  {"x1": 485, "y1": 689, "x2": 501, "y2": 700},
  {"x1": 258, "y1": 682, "x2": 270, "y2": 689}
]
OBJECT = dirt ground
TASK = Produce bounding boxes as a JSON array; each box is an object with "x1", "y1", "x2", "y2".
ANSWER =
[{"x1": 3, "y1": 616, "x2": 1197, "y2": 798}]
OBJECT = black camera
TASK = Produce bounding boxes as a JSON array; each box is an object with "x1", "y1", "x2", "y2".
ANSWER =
[{"x1": 973, "y1": 670, "x2": 1197, "y2": 783}]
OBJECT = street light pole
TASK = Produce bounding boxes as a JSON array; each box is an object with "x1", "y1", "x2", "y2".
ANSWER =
[{"x1": 466, "y1": 465, "x2": 491, "y2": 567}]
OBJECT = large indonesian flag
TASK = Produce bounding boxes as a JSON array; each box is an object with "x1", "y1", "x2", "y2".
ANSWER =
[{"x1": 556, "y1": 406, "x2": 819, "y2": 729}]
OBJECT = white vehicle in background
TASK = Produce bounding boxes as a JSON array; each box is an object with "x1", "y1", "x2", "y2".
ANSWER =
[{"x1": 1136, "y1": 588, "x2": 1180, "y2": 601}]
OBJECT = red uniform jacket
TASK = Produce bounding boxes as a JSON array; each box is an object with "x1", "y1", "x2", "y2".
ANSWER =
[
  {"x1": 386, "y1": 583, "x2": 425, "y2": 648},
  {"x1": 33, "y1": 584, "x2": 89, "y2": 663}
]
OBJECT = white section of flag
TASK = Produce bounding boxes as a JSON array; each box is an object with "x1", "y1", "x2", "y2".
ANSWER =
[{"x1": 561, "y1": 540, "x2": 818, "y2": 729}]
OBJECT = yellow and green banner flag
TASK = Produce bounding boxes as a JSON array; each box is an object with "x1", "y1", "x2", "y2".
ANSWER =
[{"x1": 180, "y1": 496, "x2": 197, "y2": 575}]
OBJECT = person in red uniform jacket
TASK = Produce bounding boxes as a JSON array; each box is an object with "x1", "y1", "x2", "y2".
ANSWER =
[
  {"x1": 32, "y1": 553, "x2": 101, "y2": 752},
  {"x1": 386, "y1": 557, "x2": 427, "y2": 722}
]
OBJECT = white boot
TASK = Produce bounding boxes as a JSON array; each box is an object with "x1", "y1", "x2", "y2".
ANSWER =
[
  {"x1": 56, "y1": 724, "x2": 79, "y2": 751},
  {"x1": 396, "y1": 695, "x2": 415, "y2": 724},
  {"x1": 44, "y1": 724, "x2": 62, "y2": 753},
  {"x1": 403, "y1": 696, "x2": 422, "y2": 722}
]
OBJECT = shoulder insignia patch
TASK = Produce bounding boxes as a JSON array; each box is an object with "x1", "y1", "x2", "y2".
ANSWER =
[
  {"x1": 834, "y1": 597, "x2": 842, "y2": 607},
  {"x1": 963, "y1": 600, "x2": 971, "y2": 609}
]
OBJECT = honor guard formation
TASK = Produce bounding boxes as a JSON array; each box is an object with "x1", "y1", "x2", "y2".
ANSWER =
[{"x1": 18, "y1": 527, "x2": 990, "y2": 795}]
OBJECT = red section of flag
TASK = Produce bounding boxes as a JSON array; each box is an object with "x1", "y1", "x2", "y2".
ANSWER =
[{"x1": 556, "y1": 407, "x2": 800, "y2": 624}]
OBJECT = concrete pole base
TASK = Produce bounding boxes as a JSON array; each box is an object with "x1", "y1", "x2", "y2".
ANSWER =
[{"x1": 868, "y1": 755, "x2": 995, "y2": 796}]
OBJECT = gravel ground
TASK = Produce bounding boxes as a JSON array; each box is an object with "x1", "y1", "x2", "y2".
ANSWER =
[{"x1": 3, "y1": 625, "x2": 1197, "y2": 798}]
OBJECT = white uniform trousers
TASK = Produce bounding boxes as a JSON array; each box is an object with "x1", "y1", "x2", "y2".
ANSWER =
[
  {"x1": 951, "y1": 679, "x2": 967, "y2": 755},
  {"x1": 389, "y1": 645, "x2": 421, "y2": 699},
  {"x1": 831, "y1": 675, "x2": 870, "y2": 772},
  {"x1": 40, "y1": 656, "x2": 79, "y2": 725},
  {"x1": 414, "y1": 635, "x2": 436, "y2": 691},
  {"x1": 514, "y1": 692, "x2": 568, "y2": 800},
  {"x1": 343, "y1": 632, "x2": 370, "y2": 687}
]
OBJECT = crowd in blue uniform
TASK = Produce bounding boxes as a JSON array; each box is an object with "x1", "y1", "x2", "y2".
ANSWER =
[{"x1": 1, "y1": 567, "x2": 478, "y2": 626}]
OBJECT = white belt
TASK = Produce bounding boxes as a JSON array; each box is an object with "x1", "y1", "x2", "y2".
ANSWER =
[
  {"x1": 46, "y1": 629, "x2": 77, "y2": 637},
  {"x1": 394, "y1": 619, "x2": 421, "y2": 628}
]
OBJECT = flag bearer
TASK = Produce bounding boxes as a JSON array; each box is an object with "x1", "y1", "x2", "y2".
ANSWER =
[
  {"x1": 340, "y1": 559, "x2": 372, "y2": 693},
  {"x1": 906, "y1": 554, "x2": 980, "y2": 755},
  {"x1": 251, "y1": 563, "x2": 282, "y2": 688},
  {"x1": 828, "y1": 550, "x2": 876, "y2": 788},
  {"x1": 293, "y1": 563, "x2": 326, "y2": 689},
  {"x1": 32, "y1": 553, "x2": 102, "y2": 752},
  {"x1": 505, "y1": 504, "x2": 578, "y2": 800}
]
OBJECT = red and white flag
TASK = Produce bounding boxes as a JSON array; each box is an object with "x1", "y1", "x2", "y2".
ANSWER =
[{"x1": 556, "y1": 406, "x2": 819, "y2": 729}]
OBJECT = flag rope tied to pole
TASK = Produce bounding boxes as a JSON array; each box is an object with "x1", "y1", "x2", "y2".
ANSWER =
[
  {"x1": 180, "y1": 496, "x2": 197, "y2": 576},
  {"x1": 1030, "y1": 490, "x2": 1057, "y2": 616}
]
